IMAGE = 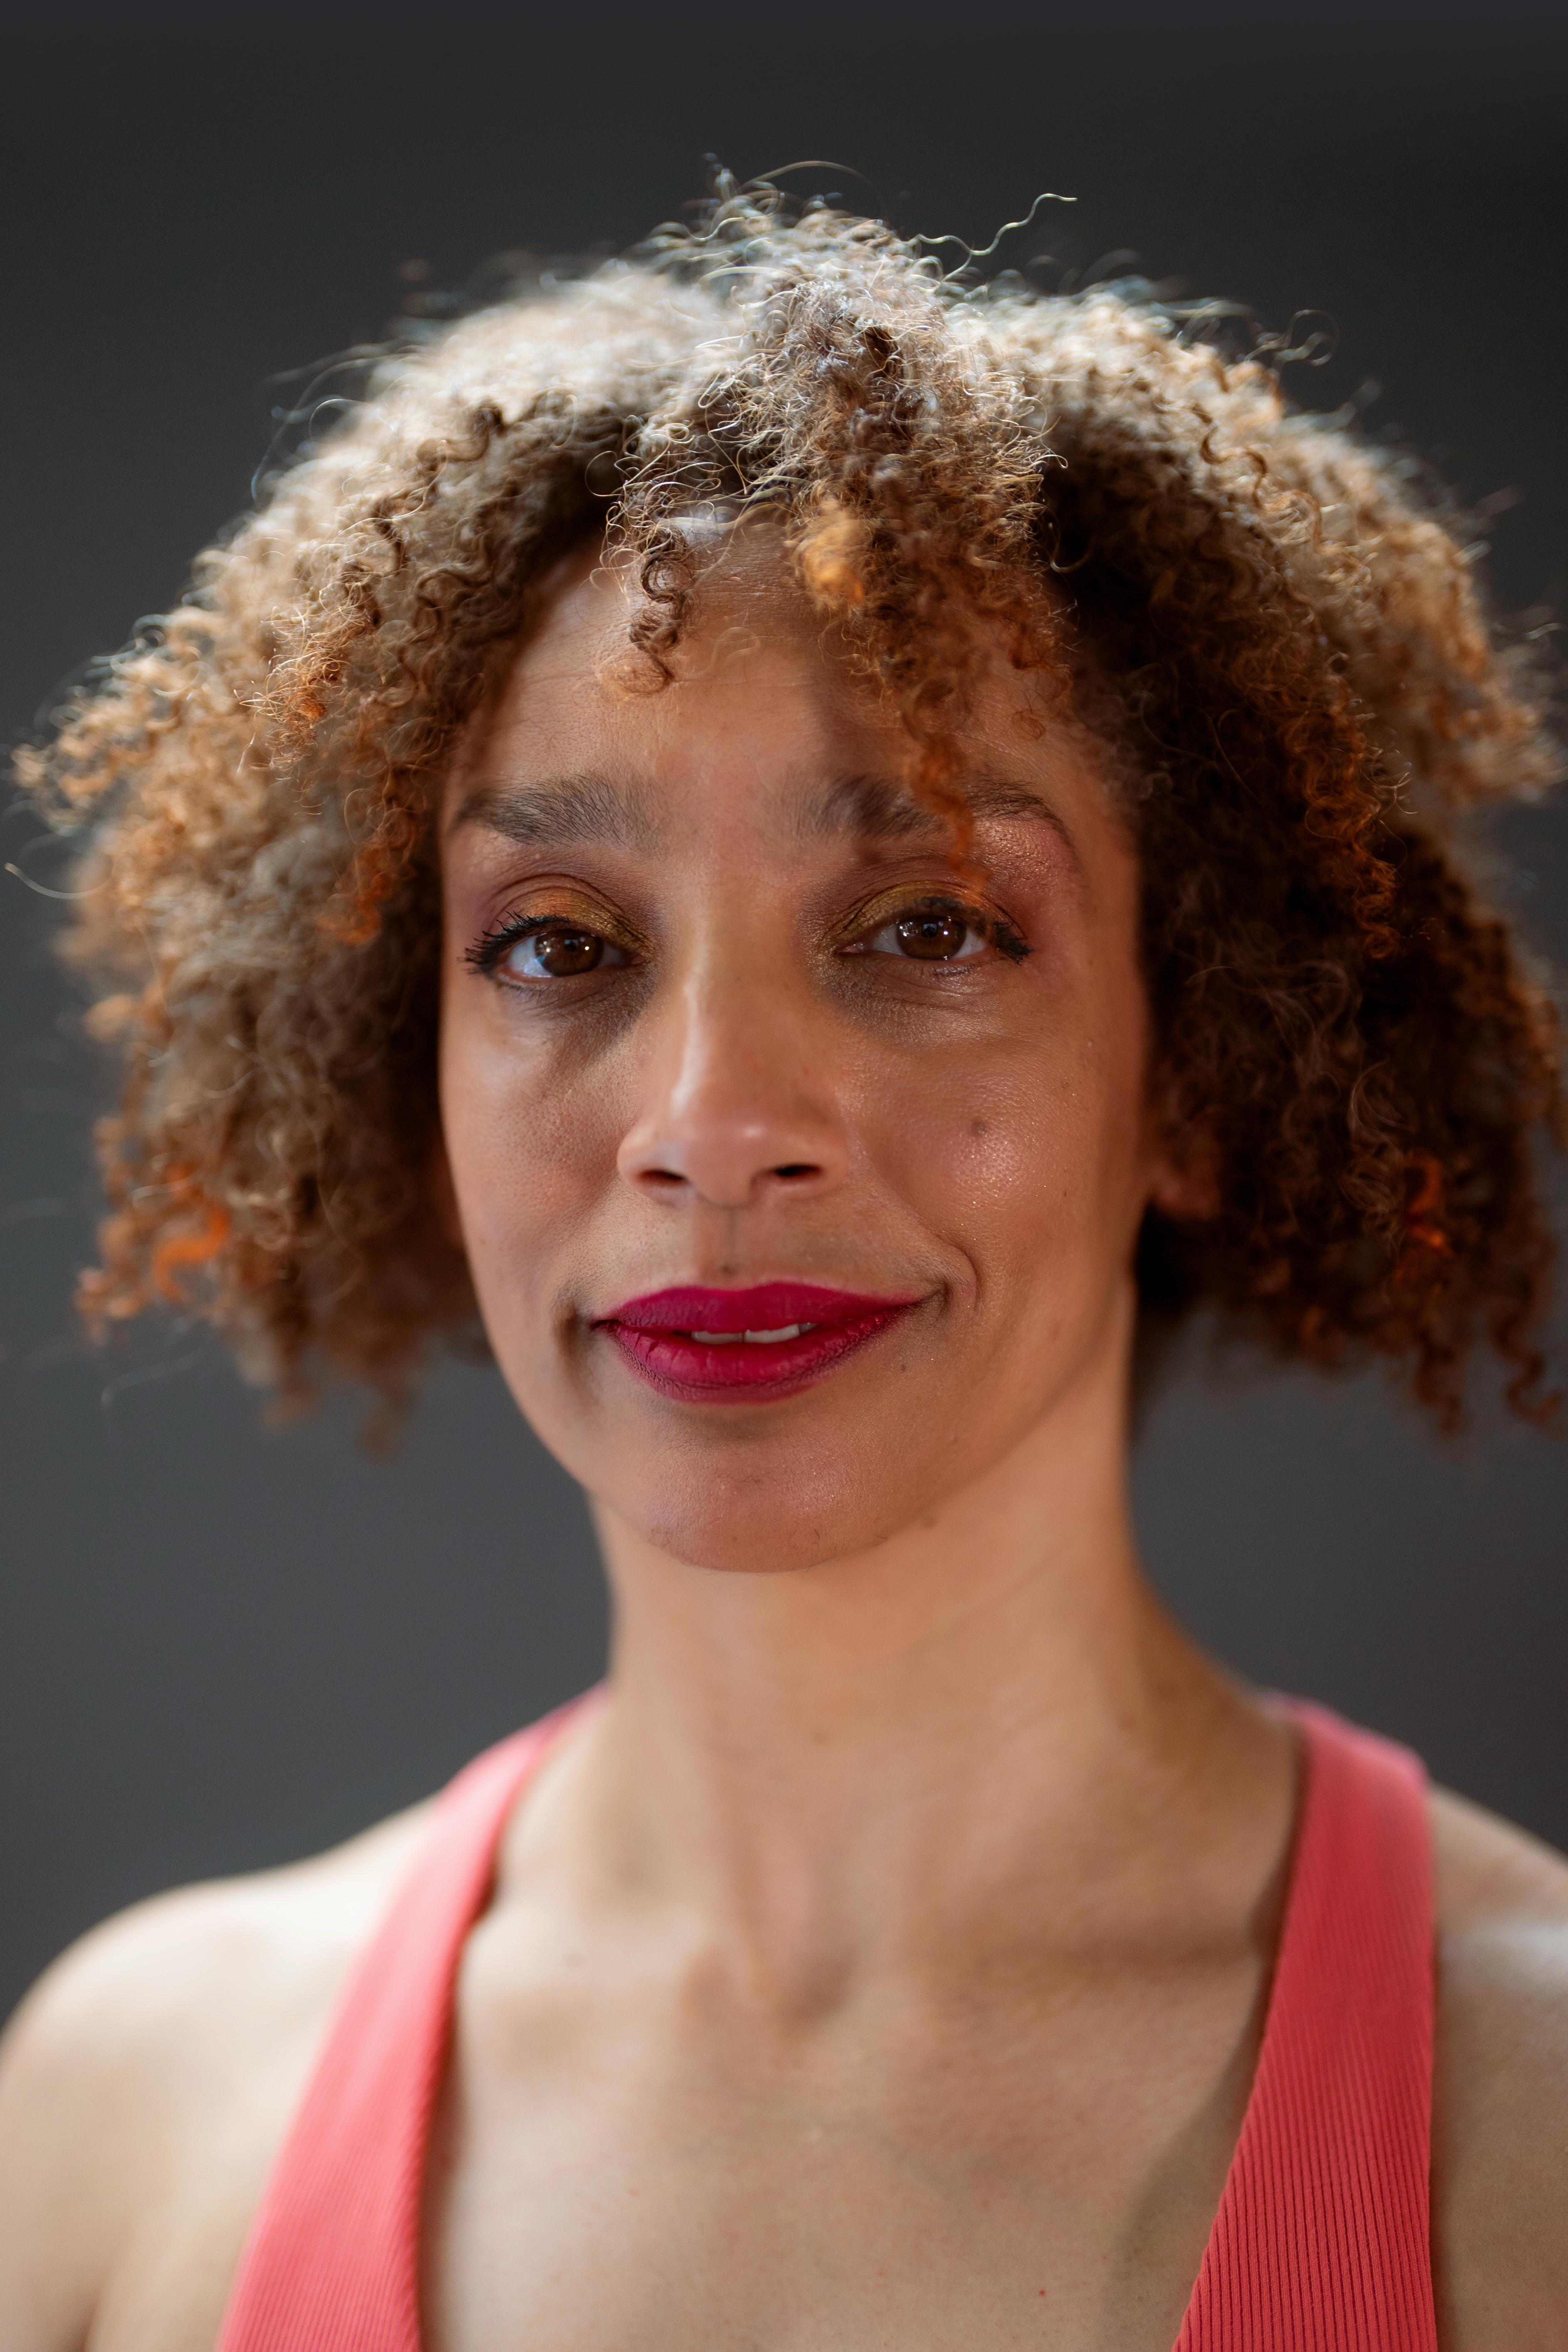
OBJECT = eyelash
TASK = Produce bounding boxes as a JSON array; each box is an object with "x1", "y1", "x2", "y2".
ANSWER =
[{"x1": 464, "y1": 894, "x2": 1031, "y2": 984}]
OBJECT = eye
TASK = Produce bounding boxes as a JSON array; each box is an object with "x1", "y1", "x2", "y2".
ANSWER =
[
  {"x1": 849, "y1": 896, "x2": 1025, "y2": 965},
  {"x1": 468, "y1": 916, "x2": 634, "y2": 984},
  {"x1": 873, "y1": 907, "x2": 985, "y2": 961}
]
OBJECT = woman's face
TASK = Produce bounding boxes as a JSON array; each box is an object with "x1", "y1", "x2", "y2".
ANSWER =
[{"x1": 440, "y1": 532, "x2": 1173, "y2": 1572}]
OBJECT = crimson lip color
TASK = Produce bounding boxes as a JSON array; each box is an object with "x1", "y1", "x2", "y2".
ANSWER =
[{"x1": 595, "y1": 1282, "x2": 922, "y2": 1403}]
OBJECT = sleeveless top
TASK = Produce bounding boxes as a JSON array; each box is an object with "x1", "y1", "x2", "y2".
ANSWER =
[{"x1": 215, "y1": 1696, "x2": 1438, "y2": 2352}]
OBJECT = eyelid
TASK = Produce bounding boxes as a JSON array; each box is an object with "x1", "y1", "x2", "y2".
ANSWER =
[{"x1": 483, "y1": 886, "x2": 642, "y2": 948}]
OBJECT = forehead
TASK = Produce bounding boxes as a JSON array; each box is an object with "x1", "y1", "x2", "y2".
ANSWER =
[
  {"x1": 445, "y1": 524, "x2": 1106, "y2": 860},
  {"x1": 488, "y1": 525, "x2": 905, "y2": 756}
]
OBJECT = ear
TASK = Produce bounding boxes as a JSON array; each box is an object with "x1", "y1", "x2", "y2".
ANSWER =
[
  {"x1": 1141, "y1": 1098, "x2": 1222, "y2": 1225},
  {"x1": 1147, "y1": 1151, "x2": 1220, "y2": 1223},
  {"x1": 430, "y1": 1131, "x2": 466, "y2": 1252}
]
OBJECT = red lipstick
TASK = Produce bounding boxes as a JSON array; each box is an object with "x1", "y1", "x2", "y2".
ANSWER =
[{"x1": 595, "y1": 1282, "x2": 922, "y2": 1403}]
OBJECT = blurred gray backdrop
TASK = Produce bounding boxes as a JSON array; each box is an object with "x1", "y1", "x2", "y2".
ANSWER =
[{"x1": 3, "y1": 0, "x2": 1565, "y2": 2022}]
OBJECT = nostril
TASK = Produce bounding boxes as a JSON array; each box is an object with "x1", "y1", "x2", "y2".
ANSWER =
[{"x1": 619, "y1": 1147, "x2": 830, "y2": 1203}]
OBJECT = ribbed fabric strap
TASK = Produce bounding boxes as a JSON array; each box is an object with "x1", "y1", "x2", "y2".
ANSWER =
[
  {"x1": 1177, "y1": 1702, "x2": 1438, "y2": 2351},
  {"x1": 215, "y1": 1696, "x2": 1437, "y2": 2351},
  {"x1": 214, "y1": 1697, "x2": 590, "y2": 2352}
]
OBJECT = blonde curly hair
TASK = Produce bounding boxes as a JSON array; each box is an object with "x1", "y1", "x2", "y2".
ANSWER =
[{"x1": 19, "y1": 187, "x2": 1564, "y2": 1428}]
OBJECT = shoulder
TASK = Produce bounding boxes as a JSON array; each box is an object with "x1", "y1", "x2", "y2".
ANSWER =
[
  {"x1": 0, "y1": 1800, "x2": 433, "y2": 2352},
  {"x1": 1430, "y1": 1784, "x2": 1568, "y2": 2350}
]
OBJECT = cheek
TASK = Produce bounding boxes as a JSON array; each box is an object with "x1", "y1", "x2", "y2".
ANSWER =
[
  {"x1": 437, "y1": 996, "x2": 617, "y2": 1307},
  {"x1": 863, "y1": 1011, "x2": 1149, "y2": 1301}
]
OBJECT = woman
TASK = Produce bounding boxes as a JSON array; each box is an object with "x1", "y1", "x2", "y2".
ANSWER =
[{"x1": 0, "y1": 189, "x2": 1564, "y2": 2350}]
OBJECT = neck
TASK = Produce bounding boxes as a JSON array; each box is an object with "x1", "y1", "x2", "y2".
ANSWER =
[{"x1": 553, "y1": 1328, "x2": 1286, "y2": 2006}]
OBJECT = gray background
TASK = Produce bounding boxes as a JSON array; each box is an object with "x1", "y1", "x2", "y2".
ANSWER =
[{"x1": 2, "y1": 0, "x2": 1564, "y2": 2024}]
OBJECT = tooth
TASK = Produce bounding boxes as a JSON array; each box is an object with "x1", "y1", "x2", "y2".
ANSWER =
[{"x1": 685, "y1": 1323, "x2": 816, "y2": 1345}]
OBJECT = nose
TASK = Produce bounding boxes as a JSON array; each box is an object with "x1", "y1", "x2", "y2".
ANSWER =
[{"x1": 617, "y1": 958, "x2": 850, "y2": 1211}]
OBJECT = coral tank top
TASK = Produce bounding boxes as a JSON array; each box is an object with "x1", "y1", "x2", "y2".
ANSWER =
[{"x1": 214, "y1": 1696, "x2": 1438, "y2": 2352}]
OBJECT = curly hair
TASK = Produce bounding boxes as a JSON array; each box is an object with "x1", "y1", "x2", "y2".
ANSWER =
[{"x1": 17, "y1": 185, "x2": 1564, "y2": 1430}]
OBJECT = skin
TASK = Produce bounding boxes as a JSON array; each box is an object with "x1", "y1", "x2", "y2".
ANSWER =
[{"x1": 1, "y1": 529, "x2": 1566, "y2": 2350}]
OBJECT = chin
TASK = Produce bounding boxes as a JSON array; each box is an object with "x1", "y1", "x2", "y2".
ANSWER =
[
  {"x1": 630, "y1": 1475, "x2": 872, "y2": 1578},
  {"x1": 599, "y1": 1432, "x2": 940, "y2": 1575}
]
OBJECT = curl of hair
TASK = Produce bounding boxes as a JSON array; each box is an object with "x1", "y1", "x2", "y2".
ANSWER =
[{"x1": 18, "y1": 189, "x2": 1563, "y2": 1427}]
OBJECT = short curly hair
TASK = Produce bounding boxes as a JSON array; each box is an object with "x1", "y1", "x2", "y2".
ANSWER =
[{"x1": 19, "y1": 187, "x2": 1564, "y2": 1430}]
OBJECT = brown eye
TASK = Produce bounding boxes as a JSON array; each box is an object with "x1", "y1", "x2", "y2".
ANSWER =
[
  {"x1": 853, "y1": 901, "x2": 988, "y2": 963},
  {"x1": 489, "y1": 922, "x2": 630, "y2": 982},
  {"x1": 894, "y1": 909, "x2": 971, "y2": 960},
  {"x1": 530, "y1": 926, "x2": 602, "y2": 977}
]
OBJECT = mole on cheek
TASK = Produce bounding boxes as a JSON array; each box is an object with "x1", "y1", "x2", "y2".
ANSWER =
[{"x1": 970, "y1": 1119, "x2": 989, "y2": 1138}]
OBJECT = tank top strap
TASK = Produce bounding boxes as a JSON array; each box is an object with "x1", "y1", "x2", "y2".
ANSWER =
[
  {"x1": 1175, "y1": 1700, "x2": 1438, "y2": 2352},
  {"x1": 214, "y1": 1692, "x2": 596, "y2": 2352},
  {"x1": 215, "y1": 1691, "x2": 1437, "y2": 2351}
]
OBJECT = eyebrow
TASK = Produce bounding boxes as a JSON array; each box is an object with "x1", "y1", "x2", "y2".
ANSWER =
[
  {"x1": 448, "y1": 768, "x2": 1079, "y2": 864},
  {"x1": 795, "y1": 771, "x2": 1082, "y2": 863},
  {"x1": 446, "y1": 773, "x2": 663, "y2": 851}
]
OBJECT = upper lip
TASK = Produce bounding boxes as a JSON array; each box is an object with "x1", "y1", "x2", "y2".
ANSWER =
[{"x1": 598, "y1": 1282, "x2": 924, "y2": 1333}]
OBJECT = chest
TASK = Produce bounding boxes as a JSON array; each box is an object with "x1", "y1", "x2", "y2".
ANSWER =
[{"x1": 420, "y1": 1946, "x2": 1262, "y2": 2352}]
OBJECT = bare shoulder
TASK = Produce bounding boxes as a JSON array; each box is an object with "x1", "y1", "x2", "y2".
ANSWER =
[
  {"x1": 1431, "y1": 1784, "x2": 1568, "y2": 2352},
  {"x1": 0, "y1": 1799, "x2": 434, "y2": 2352}
]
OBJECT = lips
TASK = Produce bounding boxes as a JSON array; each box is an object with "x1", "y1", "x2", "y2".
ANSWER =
[{"x1": 595, "y1": 1282, "x2": 922, "y2": 1403}]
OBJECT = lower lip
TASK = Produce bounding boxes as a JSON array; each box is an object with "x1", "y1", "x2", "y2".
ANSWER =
[{"x1": 600, "y1": 1307, "x2": 916, "y2": 1404}]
